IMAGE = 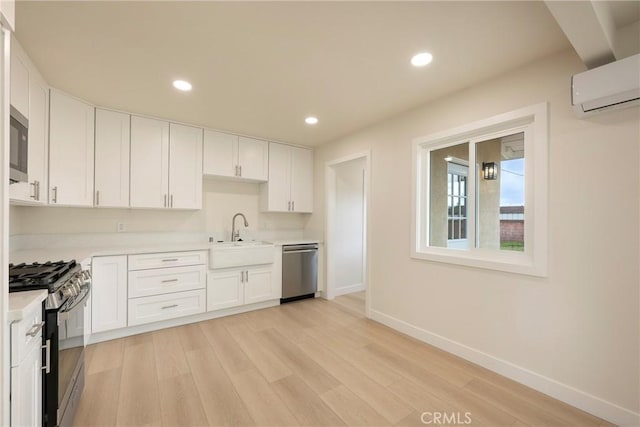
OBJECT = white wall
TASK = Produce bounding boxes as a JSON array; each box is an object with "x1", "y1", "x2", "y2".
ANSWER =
[
  {"x1": 305, "y1": 49, "x2": 639, "y2": 423},
  {"x1": 10, "y1": 179, "x2": 308, "y2": 237},
  {"x1": 332, "y1": 157, "x2": 365, "y2": 293}
]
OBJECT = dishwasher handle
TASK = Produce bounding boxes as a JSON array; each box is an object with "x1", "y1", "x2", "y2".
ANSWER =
[{"x1": 283, "y1": 244, "x2": 318, "y2": 252}]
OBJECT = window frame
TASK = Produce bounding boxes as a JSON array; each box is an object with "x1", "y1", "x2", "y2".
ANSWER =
[{"x1": 411, "y1": 103, "x2": 548, "y2": 277}]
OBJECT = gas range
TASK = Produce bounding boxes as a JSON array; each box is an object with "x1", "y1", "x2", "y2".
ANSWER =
[
  {"x1": 9, "y1": 259, "x2": 92, "y2": 427},
  {"x1": 9, "y1": 260, "x2": 91, "y2": 309}
]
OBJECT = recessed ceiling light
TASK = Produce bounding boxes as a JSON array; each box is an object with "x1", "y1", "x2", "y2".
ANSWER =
[
  {"x1": 172, "y1": 80, "x2": 192, "y2": 91},
  {"x1": 411, "y1": 52, "x2": 433, "y2": 67},
  {"x1": 305, "y1": 116, "x2": 319, "y2": 125}
]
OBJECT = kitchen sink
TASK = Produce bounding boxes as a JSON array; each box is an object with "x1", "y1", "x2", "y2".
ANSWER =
[{"x1": 209, "y1": 241, "x2": 275, "y2": 269}]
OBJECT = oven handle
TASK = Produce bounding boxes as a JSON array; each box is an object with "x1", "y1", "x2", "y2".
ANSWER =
[
  {"x1": 26, "y1": 321, "x2": 45, "y2": 337},
  {"x1": 59, "y1": 287, "x2": 91, "y2": 320},
  {"x1": 41, "y1": 339, "x2": 51, "y2": 374}
]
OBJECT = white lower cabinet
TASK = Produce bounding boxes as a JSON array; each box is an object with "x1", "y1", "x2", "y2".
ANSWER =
[
  {"x1": 10, "y1": 304, "x2": 43, "y2": 427},
  {"x1": 128, "y1": 289, "x2": 206, "y2": 326},
  {"x1": 207, "y1": 270, "x2": 244, "y2": 311},
  {"x1": 91, "y1": 256, "x2": 128, "y2": 333},
  {"x1": 207, "y1": 265, "x2": 278, "y2": 311},
  {"x1": 244, "y1": 267, "x2": 277, "y2": 305},
  {"x1": 127, "y1": 251, "x2": 207, "y2": 326}
]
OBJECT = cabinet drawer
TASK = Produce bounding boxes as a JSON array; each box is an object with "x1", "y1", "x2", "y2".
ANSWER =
[
  {"x1": 128, "y1": 289, "x2": 206, "y2": 326},
  {"x1": 11, "y1": 304, "x2": 43, "y2": 367},
  {"x1": 128, "y1": 250, "x2": 207, "y2": 270},
  {"x1": 128, "y1": 265, "x2": 206, "y2": 298}
]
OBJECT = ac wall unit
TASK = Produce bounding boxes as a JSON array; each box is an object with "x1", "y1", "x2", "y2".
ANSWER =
[{"x1": 572, "y1": 53, "x2": 640, "y2": 117}]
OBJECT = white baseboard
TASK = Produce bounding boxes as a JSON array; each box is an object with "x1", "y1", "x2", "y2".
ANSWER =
[
  {"x1": 334, "y1": 282, "x2": 365, "y2": 297},
  {"x1": 369, "y1": 309, "x2": 640, "y2": 427},
  {"x1": 89, "y1": 300, "x2": 280, "y2": 345}
]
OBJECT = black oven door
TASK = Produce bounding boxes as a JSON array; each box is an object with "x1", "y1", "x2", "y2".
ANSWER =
[
  {"x1": 9, "y1": 105, "x2": 28, "y2": 183},
  {"x1": 44, "y1": 287, "x2": 89, "y2": 427}
]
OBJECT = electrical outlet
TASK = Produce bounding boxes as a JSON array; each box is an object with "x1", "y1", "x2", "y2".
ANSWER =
[{"x1": 117, "y1": 222, "x2": 126, "y2": 233}]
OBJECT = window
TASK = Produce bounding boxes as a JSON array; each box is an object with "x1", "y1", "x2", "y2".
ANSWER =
[{"x1": 412, "y1": 103, "x2": 548, "y2": 276}]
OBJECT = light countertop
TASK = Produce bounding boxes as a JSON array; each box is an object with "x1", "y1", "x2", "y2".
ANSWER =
[
  {"x1": 10, "y1": 240, "x2": 323, "y2": 265},
  {"x1": 8, "y1": 290, "x2": 47, "y2": 322}
]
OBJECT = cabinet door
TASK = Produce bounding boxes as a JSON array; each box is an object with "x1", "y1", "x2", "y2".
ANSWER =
[
  {"x1": 49, "y1": 90, "x2": 95, "y2": 206},
  {"x1": 169, "y1": 123, "x2": 203, "y2": 209},
  {"x1": 263, "y1": 142, "x2": 291, "y2": 212},
  {"x1": 10, "y1": 342, "x2": 42, "y2": 427},
  {"x1": 238, "y1": 137, "x2": 268, "y2": 181},
  {"x1": 10, "y1": 39, "x2": 29, "y2": 118},
  {"x1": 244, "y1": 267, "x2": 276, "y2": 305},
  {"x1": 95, "y1": 109, "x2": 130, "y2": 208},
  {"x1": 203, "y1": 129, "x2": 238, "y2": 178},
  {"x1": 91, "y1": 256, "x2": 128, "y2": 333},
  {"x1": 207, "y1": 270, "x2": 243, "y2": 311},
  {"x1": 130, "y1": 116, "x2": 169, "y2": 208},
  {"x1": 9, "y1": 71, "x2": 48, "y2": 204},
  {"x1": 290, "y1": 146, "x2": 313, "y2": 213}
]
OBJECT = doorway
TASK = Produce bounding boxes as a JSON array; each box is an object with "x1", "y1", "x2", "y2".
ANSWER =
[{"x1": 325, "y1": 152, "x2": 370, "y2": 317}]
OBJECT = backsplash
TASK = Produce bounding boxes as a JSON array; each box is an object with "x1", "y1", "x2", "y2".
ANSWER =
[{"x1": 10, "y1": 179, "x2": 309, "y2": 237}]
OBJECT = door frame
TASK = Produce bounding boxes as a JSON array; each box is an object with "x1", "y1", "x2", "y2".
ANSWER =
[{"x1": 324, "y1": 151, "x2": 371, "y2": 317}]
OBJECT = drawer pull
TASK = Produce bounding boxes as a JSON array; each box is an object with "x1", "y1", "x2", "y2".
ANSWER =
[
  {"x1": 161, "y1": 258, "x2": 179, "y2": 262},
  {"x1": 26, "y1": 321, "x2": 45, "y2": 338},
  {"x1": 161, "y1": 279, "x2": 179, "y2": 284},
  {"x1": 161, "y1": 304, "x2": 178, "y2": 310}
]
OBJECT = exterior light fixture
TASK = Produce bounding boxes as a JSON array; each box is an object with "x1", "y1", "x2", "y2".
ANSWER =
[{"x1": 482, "y1": 162, "x2": 497, "y2": 180}]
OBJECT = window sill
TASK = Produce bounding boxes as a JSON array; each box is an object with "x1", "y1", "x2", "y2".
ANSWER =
[{"x1": 411, "y1": 247, "x2": 547, "y2": 277}]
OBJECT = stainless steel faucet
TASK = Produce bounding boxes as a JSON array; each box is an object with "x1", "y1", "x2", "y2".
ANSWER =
[{"x1": 231, "y1": 213, "x2": 249, "y2": 242}]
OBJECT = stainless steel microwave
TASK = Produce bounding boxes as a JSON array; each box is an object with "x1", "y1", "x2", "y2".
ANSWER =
[{"x1": 10, "y1": 105, "x2": 28, "y2": 183}]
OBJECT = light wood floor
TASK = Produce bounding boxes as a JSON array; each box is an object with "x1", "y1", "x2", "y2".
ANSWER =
[{"x1": 75, "y1": 296, "x2": 613, "y2": 427}]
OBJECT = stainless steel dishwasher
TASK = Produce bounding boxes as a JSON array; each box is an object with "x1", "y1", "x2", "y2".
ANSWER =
[{"x1": 281, "y1": 243, "x2": 318, "y2": 303}]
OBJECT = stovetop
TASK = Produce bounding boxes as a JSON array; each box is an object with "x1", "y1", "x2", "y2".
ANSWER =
[{"x1": 9, "y1": 260, "x2": 79, "y2": 292}]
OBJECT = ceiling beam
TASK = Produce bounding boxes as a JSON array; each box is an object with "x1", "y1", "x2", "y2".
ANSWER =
[{"x1": 545, "y1": 0, "x2": 617, "y2": 68}]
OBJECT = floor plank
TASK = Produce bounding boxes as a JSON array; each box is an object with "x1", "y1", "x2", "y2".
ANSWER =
[
  {"x1": 320, "y1": 385, "x2": 391, "y2": 426},
  {"x1": 271, "y1": 375, "x2": 347, "y2": 426},
  {"x1": 157, "y1": 373, "x2": 209, "y2": 427},
  {"x1": 115, "y1": 341, "x2": 161, "y2": 426},
  {"x1": 185, "y1": 347, "x2": 255, "y2": 426}
]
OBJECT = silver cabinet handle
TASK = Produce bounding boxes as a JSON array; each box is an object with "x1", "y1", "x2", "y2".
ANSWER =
[
  {"x1": 162, "y1": 258, "x2": 179, "y2": 262},
  {"x1": 245, "y1": 270, "x2": 249, "y2": 282},
  {"x1": 26, "y1": 321, "x2": 45, "y2": 337},
  {"x1": 161, "y1": 304, "x2": 178, "y2": 310},
  {"x1": 95, "y1": 190, "x2": 100, "y2": 206},
  {"x1": 170, "y1": 194, "x2": 174, "y2": 208},
  {"x1": 235, "y1": 165, "x2": 239, "y2": 177},
  {"x1": 287, "y1": 201, "x2": 291, "y2": 211},
  {"x1": 292, "y1": 201, "x2": 295, "y2": 211},
  {"x1": 51, "y1": 186, "x2": 58, "y2": 203},
  {"x1": 239, "y1": 165, "x2": 242, "y2": 177},
  {"x1": 35, "y1": 181, "x2": 40, "y2": 201},
  {"x1": 29, "y1": 181, "x2": 37, "y2": 199},
  {"x1": 42, "y1": 339, "x2": 51, "y2": 373},
  {"x1": 161, "y1": 279, "x2": 178, "y2": 284},
  {"x1": 164, "y1": 194, "x2": 167, "y2": 207}
]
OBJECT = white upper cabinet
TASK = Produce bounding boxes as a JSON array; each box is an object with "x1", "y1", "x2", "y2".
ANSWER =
[
  {"x1": 203, "y1": 130, "x2": 267, "y2": 181},
  {"x1": 289, "y1": 146, "x2": 314, "y2": 213},
  {"x1": 203, "y1": 130, "x2": 237, "y2": 178},
  {"x1": 49, "y1": 90, "x2": 95, "y2": 206},
  {"x1": 9, "y1": 37, "x2": 48, "y2": 205},
  {"x1": 10, "y1": 39, "x2": 29, "y2": 119},
  {"x1": 261, "y1": 142, "x2": 313, "y2": 213},
  {"x1": 130, "y1": 118, "x2": 202, "y2": 209},
  {"x1": 130, "y1": 116, "x2": 169, "y2": 209},
  {"x1": 95, "y1": 109, "x2": 130, "y2": 208},
  {"x1": 169, "y1": 123, "x2": 203, "y2": 209},
  {"x1": 238, "y1": 136, "x2": 268, "y2": 181}
]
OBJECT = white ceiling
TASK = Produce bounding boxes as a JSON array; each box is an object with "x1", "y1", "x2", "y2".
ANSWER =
[{"x1": 16, "y1": 1, "x2": 572, "y2": 146}]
